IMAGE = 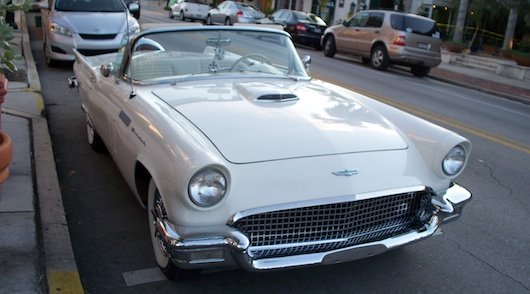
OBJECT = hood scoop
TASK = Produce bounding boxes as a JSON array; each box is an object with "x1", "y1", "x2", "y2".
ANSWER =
[{"x1": 234, "y1": 82, "x2": 299, "y2": 103}]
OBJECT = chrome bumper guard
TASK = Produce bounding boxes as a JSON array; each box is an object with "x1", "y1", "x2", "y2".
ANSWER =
[{"x1": 157, "y1": 183, "x2": 471, "y2": 271}]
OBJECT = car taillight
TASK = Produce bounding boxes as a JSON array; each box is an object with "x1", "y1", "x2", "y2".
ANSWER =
[
  {"x1": 393, "y1": 35, "x2": 406, "y2": 46},
  {"x1": 295, "y1": 23, "x2": 307, "y2": 32},
  {"x1": 236, "y1": 10, "x2": 243, "y2": 17}
]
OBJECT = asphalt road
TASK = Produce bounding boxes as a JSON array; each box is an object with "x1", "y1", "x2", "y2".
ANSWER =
[{"x1": 30, "y1": 1, "x2": 530, "y2": 293}]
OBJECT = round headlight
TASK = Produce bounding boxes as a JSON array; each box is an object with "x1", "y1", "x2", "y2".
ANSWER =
[
  {"x1": 188, "y1": 168, "x2": 227, "y2": 207},
  {"x1": 442, "y1": 145, "x2": 466, "y2": 176}
]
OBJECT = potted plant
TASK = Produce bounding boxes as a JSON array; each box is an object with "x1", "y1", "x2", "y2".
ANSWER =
[
  {"x1": 443, "y1": 40, "x2": 467, "y2": 53},
  {"x1": 511, "y1": 50, "x2": 530, "y2": 67},
  {"x1": 511, "y1": 41, "x2": 530, "y2": 67},
  {"x1": 0, "y1": 0, "x2": 30, "y2": 183}
]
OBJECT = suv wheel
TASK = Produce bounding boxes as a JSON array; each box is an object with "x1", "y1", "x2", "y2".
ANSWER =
[
  {"x1": 323, "y1": 36, "x2": 336, "y2": 57},
  {"x1": 371, "y1": 45, "x2": 389, "y2": 70},
  {"x1": 411, "y1": 65, "x2": 431, "y2": 77}
]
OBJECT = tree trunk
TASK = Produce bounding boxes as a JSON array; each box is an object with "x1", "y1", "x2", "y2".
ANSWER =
[
  {"x1": 453, "y1": 0, "x2": 469, "y2": 43},
  {"x1": 502, "y1": 7, "x2": 518, "y2": 51}
]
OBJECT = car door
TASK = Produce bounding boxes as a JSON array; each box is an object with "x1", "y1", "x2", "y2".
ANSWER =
[
  {"x1": 211, "y1": 1, "x2": 228, "y2": 23},
  {"x1": 356, "y1": 12, "x2": 384, "y2": 55},
  {"x1": 334, "y1": 11, "x2": 369, "y2": 54},
  {"x1": 96, "y1": 70, "x2": 140, "y2": 184}
]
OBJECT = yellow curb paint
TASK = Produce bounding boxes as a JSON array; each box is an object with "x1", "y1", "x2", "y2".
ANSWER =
[
  {"x1": 312, "y1": 73, "x2": 530, "y2": 155},
  {"x1": 49, "y1": 271, "x2": 84, "y2": 294},
  {"x1": 37, "y1": 93, "x2": 44, "y2": 115}
]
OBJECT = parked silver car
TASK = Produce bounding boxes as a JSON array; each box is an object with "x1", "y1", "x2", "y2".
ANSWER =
[
  {"x1": 322, "y1": 10, "x2": 442, "y2": 76},
  {"x1": 206, "y1": 1, "x2": 264, "y2": 25},
  {"x1": 38, "y1": 0, "x2": 140, "y2": 67}
]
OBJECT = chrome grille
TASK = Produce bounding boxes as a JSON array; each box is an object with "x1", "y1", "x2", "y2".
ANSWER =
[
  {"x1": 79, "y1": 33, "x2": 117, "y2": 40},
  {"x1": 232, "y1": 191, "x2": 432, "y2": 259},
  {"x1": 77, "y1": 49, "x2": 119, "y2": 56}
]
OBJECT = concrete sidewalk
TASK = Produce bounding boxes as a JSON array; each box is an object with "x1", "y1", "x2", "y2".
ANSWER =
[
  {"x1": 430, "y1": 58, "x2": 530, "y2": 104},
  {"x1": 0, "y1": 11, "x2": 83, "y2": 294},
  {"x1": 0, "y1": 10, "x2": 529, "y2": 294}
]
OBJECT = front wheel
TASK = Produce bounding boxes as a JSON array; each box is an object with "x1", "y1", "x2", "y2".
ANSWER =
[
  {"x1": 148, "y1": 179, "x2": 200, "y2": 280},
  {"x1": 370, "y1": 45, "x2": 390, "y2": 70},
  {"x1": 224, "y1": 17, "x2": 232, "y2": 25},
  {"x1": 323, "y1": 36, "x2": 336, "y2": 57},
  {"x1": 43, "y1": 39, "x2": 58, "y2": 68},
  {"x1": 411, "y1": 65, "x2": 431, "y2": 77},
  {"x1": 85, "y1": 114, "x2": 105, "y2": 153}
]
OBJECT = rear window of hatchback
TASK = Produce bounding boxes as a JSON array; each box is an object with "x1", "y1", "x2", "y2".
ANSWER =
[{"x1": 390, "y1": 14, "x2": 440, "y2": 37}]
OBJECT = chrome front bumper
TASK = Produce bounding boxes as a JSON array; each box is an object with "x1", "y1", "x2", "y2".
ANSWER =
[{"x1": 155, "y1": 183, "x2": 471, "y2": 271}]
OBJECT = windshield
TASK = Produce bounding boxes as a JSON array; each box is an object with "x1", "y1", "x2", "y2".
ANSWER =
[
  {"x1": 55, "y1": 0, "x2": 126, "y2": 12},
  {"x1": 125, "y1": 28, "x2": 309, "y2": 83}
]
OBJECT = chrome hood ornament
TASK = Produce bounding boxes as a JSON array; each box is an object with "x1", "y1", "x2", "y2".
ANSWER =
[{"x1": 332, "y1": 169, "x2": 360, "y2": 176}]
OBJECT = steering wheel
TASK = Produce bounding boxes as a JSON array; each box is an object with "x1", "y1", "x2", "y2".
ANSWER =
[{"x1": 230, "y1": 53, "x2": 272, "y2": 71}]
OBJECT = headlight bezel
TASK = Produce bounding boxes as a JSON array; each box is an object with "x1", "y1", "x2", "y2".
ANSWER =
[
  {"x1": 50, "y1": 22, "x2": 72, "y2": 37},
  {"x1": 442, "y1": 145, "x2": 467, "y2": 177},
  {"x1": 188, "y1": 167, "x2": 228, "y2": 208}
]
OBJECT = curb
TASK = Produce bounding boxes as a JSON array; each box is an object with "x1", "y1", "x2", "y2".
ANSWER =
[
  {"x1": 19, "y1": 11, "x2": 85, "y2": 294},
  {"x1": 428, "y1": 74, "x2": 530, "y2": 106}
]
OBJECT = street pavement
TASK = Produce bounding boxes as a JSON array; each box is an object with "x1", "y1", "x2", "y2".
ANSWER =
[{"x1": 0, "y1": 10, "x2": 529, "y2": 294}]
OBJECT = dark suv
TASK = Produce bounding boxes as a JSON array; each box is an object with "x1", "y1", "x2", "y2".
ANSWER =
[{"x1": 322, "y1": 10, "x2": 441, "y2": 76}]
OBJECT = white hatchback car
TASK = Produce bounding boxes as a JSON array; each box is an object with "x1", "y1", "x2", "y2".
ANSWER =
[{"x1": 38, "y1": 0, "x2": 140, "y2": 67}]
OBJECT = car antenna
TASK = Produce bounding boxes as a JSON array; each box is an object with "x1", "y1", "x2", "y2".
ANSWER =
[{"x1": 124, "y1": 0, "x2": 136, "y2": 99}]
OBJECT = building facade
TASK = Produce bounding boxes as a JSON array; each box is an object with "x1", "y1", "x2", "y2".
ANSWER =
[{"x1": 266, "y1": 0, "x2": 454, "y2": 26}]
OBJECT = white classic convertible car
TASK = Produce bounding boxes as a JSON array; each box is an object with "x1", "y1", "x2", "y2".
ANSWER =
[{"x1": 70, "y1": 25, "x2": 472, "y2": 279}]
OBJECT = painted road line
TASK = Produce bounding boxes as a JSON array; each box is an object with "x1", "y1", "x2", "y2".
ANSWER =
[
  {"x1": 312, "y1": 72, "x2": 530, "y2": 155},
  {"x1": 123, "y1": 267, "x2": 167, "y2": 286}
]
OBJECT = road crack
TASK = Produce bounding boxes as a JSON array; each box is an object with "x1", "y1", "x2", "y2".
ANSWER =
[{"x1": 447, "y1": 237, "x2": 530, "y2": 291}]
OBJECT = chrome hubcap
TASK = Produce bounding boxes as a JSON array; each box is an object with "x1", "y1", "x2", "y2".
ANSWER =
[
  {"x1": 373, "y1": 50, "x2": 383, "y2": 66},
  {"x1": 151, "y1": 192, "x2": 169, "y2": 257}
]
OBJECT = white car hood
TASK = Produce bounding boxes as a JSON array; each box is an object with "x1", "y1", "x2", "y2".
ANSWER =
[
  {"x1": 54, "y1": 12, "x2": 127, "y2": 34},
  {"x1": 153, "y1": 80, "x2": 408, "y2": 163}
]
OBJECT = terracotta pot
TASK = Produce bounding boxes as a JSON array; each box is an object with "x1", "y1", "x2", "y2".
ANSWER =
[
  {"x1": 0, "y1": 75, "x2": 7, "y2": 130},
  {"x1": 512, "y1": 54, "x2": 530, "y2": 67},
  {"x1": 445, "y1": 43, "x2": 465, "y2": 53},
  {"x1": 0, "y1": 130, "x2": 13, "y2": 183}
]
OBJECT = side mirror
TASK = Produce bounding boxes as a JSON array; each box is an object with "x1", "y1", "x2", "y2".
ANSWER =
[
  {"x1": 100, "y1": 63, "x2": 114, "y2": 78},
  {"x1": 128, "y1": 3, "x2": 140, "y2": 13},
  {"x1": 68, "y1": 76, "x2": 78, "y2": 88},
  {"x1": 302, "y1": 55, "x2": 311, "y2": 69}
]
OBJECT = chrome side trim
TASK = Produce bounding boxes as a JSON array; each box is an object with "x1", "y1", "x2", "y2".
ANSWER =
[{"x1": 155, "y1": 218, "x2": 249, "y2": 251}]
